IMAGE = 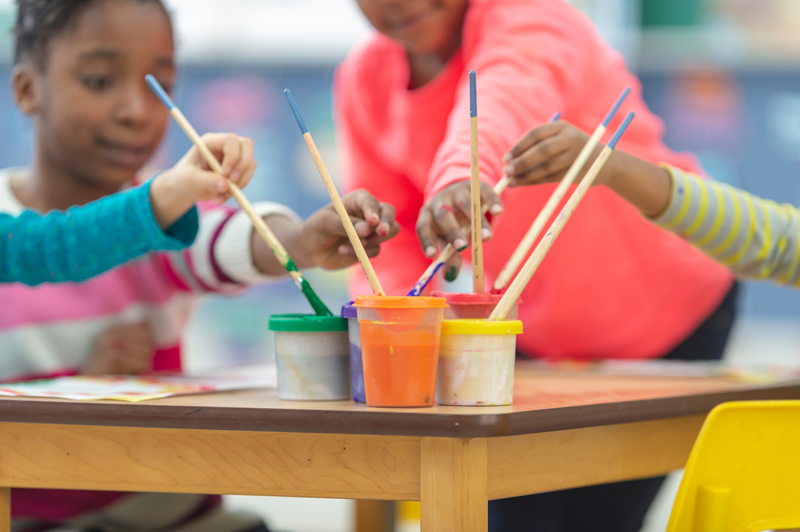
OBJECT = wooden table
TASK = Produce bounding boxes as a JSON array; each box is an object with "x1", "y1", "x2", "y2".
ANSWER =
[{"x1": 0, "y1": 363, "x2": 798, "y2": 532}]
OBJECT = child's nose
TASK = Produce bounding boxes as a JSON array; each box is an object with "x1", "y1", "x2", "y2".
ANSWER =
[{"x1": 114, "y1": 83, "x2": 151, "y2": 126}]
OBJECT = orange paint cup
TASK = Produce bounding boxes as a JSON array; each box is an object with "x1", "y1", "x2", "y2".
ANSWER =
[{"x1": 354, "y1": 295, "x2": 448, "y2": 407}]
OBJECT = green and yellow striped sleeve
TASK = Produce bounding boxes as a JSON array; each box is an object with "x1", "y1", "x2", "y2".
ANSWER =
[{"x1": 652, "y1": 166, "x2": 800, "y2": 286}]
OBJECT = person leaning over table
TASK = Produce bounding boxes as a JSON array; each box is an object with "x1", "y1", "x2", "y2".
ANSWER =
[{"x1": 334, "y1": 0, "x2": 739, "y2": 531}]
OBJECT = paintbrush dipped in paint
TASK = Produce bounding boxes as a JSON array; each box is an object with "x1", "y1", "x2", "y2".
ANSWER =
[
  {"x1": 406, "y1": 112, "x2": 561, "y2": 297},
  {"x1": 489, "y1": 112, "x2": 635, "y2": 321},
  {"x1": 492, "y1": 87, "x2": 631, "y2": 293},
  {"x1": 284, "y1": 89, "x2": 386, "y2": 296},
  {"x1": 145, "y1": 75, "x2": 333, "y2": 316}
]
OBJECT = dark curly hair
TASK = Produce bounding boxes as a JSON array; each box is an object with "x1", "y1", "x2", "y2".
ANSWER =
[{"x1": 14, "y1": 0, "x2": 170, "y2": 66}]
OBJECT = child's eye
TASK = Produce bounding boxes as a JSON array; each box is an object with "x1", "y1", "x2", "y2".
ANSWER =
[
  {"x1": 155, "y1": 80, "x2": 173, "y2": 95},
  {"x1": 81, "y1": 75, "x2": 114, "y2": 91}
]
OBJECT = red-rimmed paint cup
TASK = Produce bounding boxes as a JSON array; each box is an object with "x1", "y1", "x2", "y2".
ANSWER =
[{"x1": 431, "y1": 291, "x2": 520, "y2": 320}]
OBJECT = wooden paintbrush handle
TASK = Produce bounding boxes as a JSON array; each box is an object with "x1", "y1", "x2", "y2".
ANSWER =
[
  {"x1": 490, "y1": 147, "x2": 613, "y2": 321},
  {"x1": 493, "y1": 124, "x2": 606, "y2": 292},
  {"x1": 302, "y1": 133, "x2": 386, "y2": 296}
]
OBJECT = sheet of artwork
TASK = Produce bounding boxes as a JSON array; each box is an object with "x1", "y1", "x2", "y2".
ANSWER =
[{"x1": 0, "y1": 364, "x2": 277, "y2": 402}]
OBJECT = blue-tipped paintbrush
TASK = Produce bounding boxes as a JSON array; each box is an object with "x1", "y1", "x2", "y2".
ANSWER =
[
  {"x1": 493, "y1": 87, "x2": 631, "y2": 292},
  {"x1": 407, "y1": 111, "x2": 561, "y2": 297},
  {"x1": 145, "y1": 75, "x2": 332, "y2": 316},
  {"x1": 489, "y1": 112, "x2": 636, "y2": 320},
  {"x1": 284, "y1": 88, "x2": 386, "y2": 296}
]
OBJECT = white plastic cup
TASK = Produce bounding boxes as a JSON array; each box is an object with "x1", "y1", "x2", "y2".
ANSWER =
[
  {"x1": 268, "y1": 314, "x2": 350, "y2": 401},
  {"x1": 436, "y1": 319, "x2": 523, "y2": 406}
]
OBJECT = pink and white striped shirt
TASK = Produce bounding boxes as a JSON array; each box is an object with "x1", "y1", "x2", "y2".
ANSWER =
[
  {"x1": 0, "y1": 168, "x2": 296, "y2": 381},
  {"x1": 0, "y1": 168, "x2": 297, "y2": 521}
]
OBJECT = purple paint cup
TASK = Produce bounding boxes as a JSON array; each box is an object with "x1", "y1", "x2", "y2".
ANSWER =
[{"x1": 342, "y1": 302, "x2": 365, "y2": 403}]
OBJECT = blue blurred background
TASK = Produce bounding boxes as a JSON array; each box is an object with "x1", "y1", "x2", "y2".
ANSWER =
[{"x1": 0, "y1": 0, "x2": 797, "y2": 529}]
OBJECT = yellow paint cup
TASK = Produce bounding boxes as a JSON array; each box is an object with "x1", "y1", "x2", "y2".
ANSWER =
[{"x1": 436, "y1": 319, "x2": 523, "y2": 406}]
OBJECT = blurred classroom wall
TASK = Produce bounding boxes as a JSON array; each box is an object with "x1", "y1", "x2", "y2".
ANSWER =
[{"x1": 0, "y1": 1, "x2": 797, "y2": 528}]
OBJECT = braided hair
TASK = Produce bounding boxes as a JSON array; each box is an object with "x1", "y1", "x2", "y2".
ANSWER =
[{"x1": 14, "y1": 0, "x2": 169, "y2": 66}]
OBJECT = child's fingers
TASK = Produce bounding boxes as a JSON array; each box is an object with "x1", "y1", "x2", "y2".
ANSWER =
[
  {"x1": 442, "y1": 243, "x2": 462, "y2": 282},
  {"x1": 504, "y1": 136, "x2": 570, "y2": 178},
  {"x1": 432, "y1": 199, "x2": 469, "y2": 252},
  {"x1": 512, "y1": 150, "x2": 581, "y2": 187},
  {"x1": 504, "y1": 121, "x2": 564, "y2": 162},
  {"x1": 416, "y1": 207, "x2": 441, "y2": 258},
  {"x1": 200, "y1": 133, "x2": 241, "y2": 176},
  {"x1": 230, "y1": 137, "x2": 255, "y2": 183},
  {"x1": 378, "y1": 203, "x2": 397, "y2": 238},
  {"x1": 342, "y1": 189, "x2": 382, "y2": 227},
  {"x1": 453, "y1": 185, "x2": 473, "y2": 220},
  {"x1": 186, "y1": 169, "x2": 229, "y2": 201},
  {"x1": 480, "y1": 182, "x2": 504, "y2": 215}
]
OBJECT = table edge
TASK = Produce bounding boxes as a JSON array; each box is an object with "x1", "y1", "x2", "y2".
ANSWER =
[{"x1": 1, "y1": 383, "x2": 798, "y2": 437}]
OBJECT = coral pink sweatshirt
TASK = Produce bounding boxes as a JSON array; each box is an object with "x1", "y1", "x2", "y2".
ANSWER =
[{"x1": 335, "y1": 0, "x2": 734, "y2": 359}]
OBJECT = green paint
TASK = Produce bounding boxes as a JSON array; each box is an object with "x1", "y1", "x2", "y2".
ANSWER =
[
  {"x1": 300, "y1": 277, "x2": 333, "y2": 316},
  {"x1": 284, "y1": 258, "x2": 332, "y2": 316},
  {"x1": 445, "y1": 266, "x2": 458, "y2": 282}
]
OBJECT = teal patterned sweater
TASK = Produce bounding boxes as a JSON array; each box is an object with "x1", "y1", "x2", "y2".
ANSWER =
[{"x1": 0, "y1": 181, "x2": 198, "y2": 285}]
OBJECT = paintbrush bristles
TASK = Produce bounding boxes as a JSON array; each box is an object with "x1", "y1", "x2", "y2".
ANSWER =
[
  {"x1": 302, "y1": 133, "x2": 386, "y2": 296},
  {"x1": 493, "y1": 124, "x2": 606, "y2": 291},
  {"x1": 489, "y1": 147, "x2": 614, "y2": 321}
]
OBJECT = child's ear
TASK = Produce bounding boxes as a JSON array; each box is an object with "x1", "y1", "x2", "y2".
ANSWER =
[{"x1": 11, "y1": 62, "x2": 42, "y2": 115}]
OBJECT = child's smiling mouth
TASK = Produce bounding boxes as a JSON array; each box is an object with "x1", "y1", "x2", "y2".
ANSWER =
[
  {"x1": 391, "y1": 6, "x2": 435, "y2": 32},
  {"x1": 96, "y1": 138, "x2": 153, "y2": 168}
]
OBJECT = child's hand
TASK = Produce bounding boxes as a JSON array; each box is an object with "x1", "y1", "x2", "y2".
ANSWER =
[
  {"x1": 300, "y1": 189, "x2": 399, "y2": 270},
  {"x1": 416, "y1": 181, "x2": 503, "y2": 282},
  {"x1": 503, "y1": 121, "x2": 606, "y2": 188},
  {"x1": 505, "y1": 121, "x2": 673, "y2": 217},
  {"x1": 150, "y1": 133, "x2": 257, "y2": 229},
  {"x1": 82, "y1": 322, "x2": 154, "y2": 375}
]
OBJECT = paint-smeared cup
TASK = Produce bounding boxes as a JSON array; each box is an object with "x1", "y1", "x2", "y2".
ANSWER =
[
  {"x1": 268, "y1": 314, "x2": 350, "y2": 401},
  {"x1": 341, "y1": 302, "x2": 365, "y2": 403},
  {"x1": 436, "y1": 319, "x2": 523, "y2": 406},
  {"x1": 354, "y1": 295, "x2": 448, "y2": 407},
  {"x1": 431, "y1": 291, "x2": 520, "y2": 320}
]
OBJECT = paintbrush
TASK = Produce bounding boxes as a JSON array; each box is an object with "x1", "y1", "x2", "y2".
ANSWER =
[
  {"x1": 284, "y1": 89, "x2": 386, "y2": 296},
  {"x1": 145, "y1": 75, "x2": 332, "y2": 316},
  {"x1": 469, "y1": 70, "x2": 485, "y2": 293},
  {"x1": 489, "y1": 112, "x2": 636, "y2": 321},
  {"x1": 406, "y1": 112, "x2": 560, "y2": 297},
  {"x1": 492, "y1": 87, "x2": 631, "y2": 293}
]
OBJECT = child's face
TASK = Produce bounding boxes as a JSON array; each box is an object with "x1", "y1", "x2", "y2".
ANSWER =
[
  {"x1": 356, "y1": 0, "x2": 469, "y2": 55},
  {"x1": 23, "y1": 0, "x2": 174, "y2": 187}
]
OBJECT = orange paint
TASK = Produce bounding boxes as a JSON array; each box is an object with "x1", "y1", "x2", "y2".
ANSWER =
[
  {"x1": 354, "y1": 295, "x2": 447, "y2": 408},
  {"x1": 359, "y1": 322, "x2": 440, "y2": 407}
]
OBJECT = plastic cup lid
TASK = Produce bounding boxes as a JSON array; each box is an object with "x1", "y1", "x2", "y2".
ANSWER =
[
  {"x1": 268, "y1": 314, "x2": 347, "y2": 332},
  {"x1": 431, "y1": 291, "x2": 523, "y2": 305},
  {"x1": 354, "y1": 295, "x2": 448, "y2": 309},
  {"x1": 340, "y1": 301, "x2": 357, "y2": 319},
  {"x1": 441, "y1": 319, "x2": 523, "y2": 335}
]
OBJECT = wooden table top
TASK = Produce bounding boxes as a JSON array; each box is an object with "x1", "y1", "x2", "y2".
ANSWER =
[{"x1": 2, "y1": 363, "x2": 798, "y2": 437}]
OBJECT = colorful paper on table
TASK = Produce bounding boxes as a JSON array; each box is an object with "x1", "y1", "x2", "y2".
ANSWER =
[{"x1": 0, "y1": 368, "x2": 276, "y2": 402}]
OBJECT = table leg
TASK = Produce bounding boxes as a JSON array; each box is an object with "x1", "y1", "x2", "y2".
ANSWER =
[
  {"x1": 421, "y1": 437, "x2": 488, "y2": 532},
  {"x1": 355, "y1": 500, "x2": 395, "y2": 532},
  {"x1": 0, "y1": 487, "x2": 9, "y2": 532}
]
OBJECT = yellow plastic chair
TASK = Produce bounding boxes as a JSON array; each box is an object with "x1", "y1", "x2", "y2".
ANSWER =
[{"x1": 666, "y1": 400, "x2": 800, "y2": 532}]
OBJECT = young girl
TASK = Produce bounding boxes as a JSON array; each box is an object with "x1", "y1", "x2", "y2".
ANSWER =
[
  {"x1": 505, "y1": 119, "x2": 800, "y2": 285},
  {"x1": 6, "y1": 0, "x2": 397, "y2": 530},
  {"x1": 335, "y1": 0, "x2": 734, "y2": 530},
  {"x1": 1, "y1": 134, "x2": 251, "y2": 285}
]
